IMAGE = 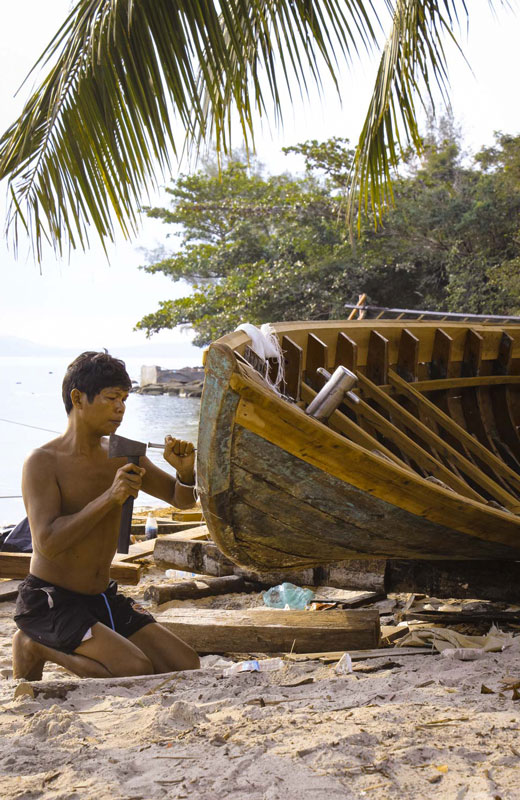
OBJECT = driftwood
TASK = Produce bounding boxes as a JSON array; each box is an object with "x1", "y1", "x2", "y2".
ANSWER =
[
  {"x1": 156, "y1": 607, "x2": 380, "y2": 654},
  {"x1": 144, "y1": 574, "x2": 257, "y2": 604},
  {"x1": 0, "y1": 552, "x2": 141, "y2": 585}
]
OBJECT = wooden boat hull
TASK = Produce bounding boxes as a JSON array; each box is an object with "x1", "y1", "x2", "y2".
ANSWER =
[{"x1": 197, "y1": 319, "x2": 520, "y2": 570}]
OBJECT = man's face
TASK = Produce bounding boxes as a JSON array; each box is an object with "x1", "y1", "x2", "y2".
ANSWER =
[{"x1": 84, "y1": 386, "x2": 129, "y2": 433}]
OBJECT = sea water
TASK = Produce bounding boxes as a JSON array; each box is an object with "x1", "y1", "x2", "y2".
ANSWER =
[{"x1": 0, "y1": 356, "x2": 201, "y2": 526}]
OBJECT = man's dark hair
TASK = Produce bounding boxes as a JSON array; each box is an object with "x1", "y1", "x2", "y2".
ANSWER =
[{"x1": 62, "y1": 350, "x2": 132, "y2": 414}]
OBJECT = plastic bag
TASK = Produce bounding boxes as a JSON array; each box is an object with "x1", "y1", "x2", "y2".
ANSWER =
[{"x1": 262, "y1": 582, "x2": 315, "y2": 610}]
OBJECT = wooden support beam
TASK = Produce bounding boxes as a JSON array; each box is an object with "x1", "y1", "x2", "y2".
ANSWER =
[
  {"x1": 300, "y1": 382, "x2": 412, "y2": 472},
  {"x1": 0, "y1": 552, "x2": 141, "y2": 584},
  {"x1": 155, "y1": 535, "x2": 520, "y2": 602},
  {"x1": 342, "y1": 387, "x2": 484, "y2": 501},
  {"x1": 385, "y1": 559, "x2": 520, "y2": 602},
  {"x1": 153, "y1": 536, "x2": 236, "y2": 576},
  {"x1": 153, "y1": 535, "x2": 387, "y2": 591},
  {"x1": 358, "y1": 371, "x2": 520, "y2": 512},
  {"x1": 387, "y1": 375, "x2": 520, "y2": 392},
  {"x1": 387, "y1": 369, "x2": 520, "y2": 494},
  {"x1": 156, "y1": 607, "x2": 380, "y2": 654}
]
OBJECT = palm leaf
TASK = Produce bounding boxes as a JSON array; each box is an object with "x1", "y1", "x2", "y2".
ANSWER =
[
  {"x1": 349, "y1": 0, "x2": 468, "y2": 227},
  {"x1": 0, "y1": 0, "x2": 506, "y2": 259}
]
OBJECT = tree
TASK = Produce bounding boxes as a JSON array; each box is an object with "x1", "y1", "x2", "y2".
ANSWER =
[
  {"x1": 0, "y1": 0, "x2": 501, "y2": 260},
  {"x1": 136, "y1": 130, "x2": 520, "y2": 345}
]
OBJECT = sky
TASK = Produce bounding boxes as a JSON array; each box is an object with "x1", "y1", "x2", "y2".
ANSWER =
[{"x1": 1, "y1": 1, "x2": 519, "y2": 356}]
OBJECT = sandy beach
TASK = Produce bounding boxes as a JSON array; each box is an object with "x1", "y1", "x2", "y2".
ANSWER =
[{"x1": 1, "y1": 558, "x2": 520, "y2": 800}]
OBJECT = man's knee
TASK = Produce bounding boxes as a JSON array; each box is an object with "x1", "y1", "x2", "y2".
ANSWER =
[
  {"x1": 184, "y1": 648, "x2": 200, "y2": 671},
  {"x1": 111, "y1": 651, "x2": 154, "y2": 677}
]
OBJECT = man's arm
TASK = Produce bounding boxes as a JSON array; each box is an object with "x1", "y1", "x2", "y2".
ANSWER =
[
  {"x1": 141, "y1": 436, "x2": 197, "y2": 510},
  {"x1": 22, "y1": 448, "x2": 144, "y2": 559}
]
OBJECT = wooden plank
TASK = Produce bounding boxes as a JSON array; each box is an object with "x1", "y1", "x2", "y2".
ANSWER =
[
  {"x1": 402, "y1": 609, "x2": 520, "y2": 624},
  {"x1": 305, "y1": 333, "x2": 328, "y2": 391},
  {"x1": 157, "y1": 607, "x2": 380, "y2": 654},
  {"x1": 358, "y1": 371, "x2": 520, "y2": 512},
  {"x1": 281, "y1": 335, "x2": 303, "y2": 400},
  {"x1": 430, "y1": 328, "x2": 452, "y2": 379},
  {"x1": 314, "y1": 590, "x2": 386, "y2": 608},
  {"x1": 397, "y1": 328, "x2": 420, "y2": 382},
  {"x1": 366, "y1": 330, "x2": 389, "y2": 385},
  {"x1": 286, "y1": 647, "x2": 435, "y2": 663},
  {"x1": 171, "y1": 510, "x2": 205, "y2": 522},
  {"x1": 113, "y1": 539, "x2": 156, "y2": 562},
  {"x1": 387, "y1": 369, "x2": 520, "y2": 494},
  {"x1": 0, "y1": 579, "x2": 21, "y2": 601},
  {"x1": 0, "y1": 552, "x2": 141, "y2": 584},
  {"x1": 334, "y1": 331, "x2": 358, "y2": 371}
]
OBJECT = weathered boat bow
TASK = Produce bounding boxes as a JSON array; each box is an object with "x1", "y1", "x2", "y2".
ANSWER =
[{"x1": 197, "y1": 318, "x2": 520, "y2": 571}]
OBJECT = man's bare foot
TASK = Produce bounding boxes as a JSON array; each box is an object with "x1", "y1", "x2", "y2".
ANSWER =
[{"x1": 12, "y1": 631, "x2": 45, "y2": 681}]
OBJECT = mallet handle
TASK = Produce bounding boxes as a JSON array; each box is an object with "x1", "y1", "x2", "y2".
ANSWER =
[{"x1": 117, "y1": 455, "x2": 140, "y2": 554}]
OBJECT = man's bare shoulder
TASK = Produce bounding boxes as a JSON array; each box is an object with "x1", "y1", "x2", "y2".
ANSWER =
[{"x1": 23, "y1": 438, "x2": 64, "y2": 469}]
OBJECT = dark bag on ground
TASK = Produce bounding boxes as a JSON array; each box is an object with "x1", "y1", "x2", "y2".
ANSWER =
[{"x1": 0, "y1": 517, "x2": 32, "y2": 552}]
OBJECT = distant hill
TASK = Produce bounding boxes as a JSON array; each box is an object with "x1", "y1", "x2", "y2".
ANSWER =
[
  {"x1": 0, "y1": 336, "x2": 75, "y2": 357},
  {"x1": 0, "y1": 335, "x2": 203, "y2": 363}
]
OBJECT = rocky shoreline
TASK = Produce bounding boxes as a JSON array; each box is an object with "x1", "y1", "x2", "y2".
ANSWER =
[{"x1": 133, "y1": 365, "x2": 204, "y2": 397}]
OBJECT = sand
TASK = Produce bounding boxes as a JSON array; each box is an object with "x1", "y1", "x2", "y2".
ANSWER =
[{"x1": 1, "y1": 566, "x2": 520, "y2": 800}]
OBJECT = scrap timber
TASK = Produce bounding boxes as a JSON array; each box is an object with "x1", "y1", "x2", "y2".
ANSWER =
[
  {"x1": 157, "y1": 607, "x2": 380, "y2": 653},
  {"x1": 197, "y1": 313, "x2": 520, "y2": 572},
  {"x1": 0, "y1": 551, "x2": 141, "y2": 584}
]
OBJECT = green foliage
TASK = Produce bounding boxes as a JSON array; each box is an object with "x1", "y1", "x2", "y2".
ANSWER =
[
  {"x1": 0, "y1": 1, "x2": 500, "y2": 260},
  {"x1": 137, "y1": 131, "x2": 520, "y2": 346}
]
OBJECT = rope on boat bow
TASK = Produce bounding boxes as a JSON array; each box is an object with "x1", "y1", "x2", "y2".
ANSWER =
[{"x1": 235, "y1": 323, "x2": 285, "y2": 394}]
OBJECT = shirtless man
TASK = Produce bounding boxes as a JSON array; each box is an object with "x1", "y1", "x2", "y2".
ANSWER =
[{"x1": 13, "y1": 350, "x2": 200, "y2": 680}]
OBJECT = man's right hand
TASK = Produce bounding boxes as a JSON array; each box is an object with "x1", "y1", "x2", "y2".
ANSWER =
[{"x1": 110, "y1": 463, "x2": 146, "y2": 505}]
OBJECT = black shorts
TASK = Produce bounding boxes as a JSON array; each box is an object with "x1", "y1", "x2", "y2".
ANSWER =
[{"x1": 14, "y1": 574, "x2": 155, "y2": 654}]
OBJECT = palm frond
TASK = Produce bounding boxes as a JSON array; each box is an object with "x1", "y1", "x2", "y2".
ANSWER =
[
  {"x1": 349, "y1": 0, "x2": 470, "y2": 226},
  {"x1": 0, "y1": 0, "x2": 508, "y2": 259}
]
